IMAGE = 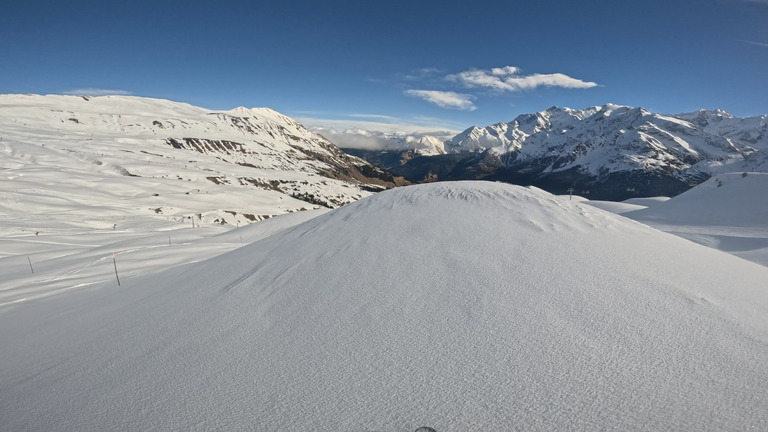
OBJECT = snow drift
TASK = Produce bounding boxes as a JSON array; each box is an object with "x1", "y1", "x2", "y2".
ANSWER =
[{"x1": 2, "y1": 181, "x2": 768, "y2": 431}]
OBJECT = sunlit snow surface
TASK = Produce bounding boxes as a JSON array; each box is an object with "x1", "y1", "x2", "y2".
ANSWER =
[
  {"x1": 0, "y1": 210, "x2": 327, "y2": 306},
  {"x1": 0, "y1": 93, "x2": 377, "y2": 304},
  {"x1": 0, "y1": 94, "x2": 377, "y2": 228},
  {"x1": 2, "y1": 181, "x2": 767, "y2": 431},
  {"x1": 588, "y1": 173, "x2": 768, "y2": 266}
]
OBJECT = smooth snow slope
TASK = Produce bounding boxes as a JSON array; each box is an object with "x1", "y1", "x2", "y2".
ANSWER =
[
  {"x1": 624, "y1": 172, "x2": 768, "y2": 266},
  {"x1": 0, "y1": 208, "x2": 328, "y2": 306},
  {"x1": 626, "y1": 172, "x2": 768, "y2": 228},
  {"x1": 585, "y1": 197, "x2": 671, "y2": 217},
  {"x1": 2, "y1": 182, "x2": 768, "y2": 431}
]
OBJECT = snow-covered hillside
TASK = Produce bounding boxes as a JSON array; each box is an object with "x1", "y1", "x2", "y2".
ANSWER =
[
  {"x1": 0, "y1": 94, "x2": 401, "y2": 227},
  {"x1": 626, "y1": 172, "x2": 768, "y2": 228},
  {"x1": 621, "y1": 172, "x2": 768, "y2": 266},
  {"x1": 2, "y1": 181, "x2": 767, "y2": 431}
]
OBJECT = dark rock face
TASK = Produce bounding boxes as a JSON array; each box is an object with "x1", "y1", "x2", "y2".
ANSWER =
[{"x1": 344, "y1": 147, "x2": 698, "y2": 200}]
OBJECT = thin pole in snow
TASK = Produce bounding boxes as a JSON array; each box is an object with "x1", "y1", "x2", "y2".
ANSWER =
[
  {"x1": 567, "y1": 187, "x2": 575, "y2": 200},
  {"x1": 168, "y1": 235, "x2": 171, "y2": 246},
  {"x1": 113, "y1": 252, "x2": 121, "y2": 286},
  {"x1": 28, "y1": 256, "x2": 34, "y2": 273}
]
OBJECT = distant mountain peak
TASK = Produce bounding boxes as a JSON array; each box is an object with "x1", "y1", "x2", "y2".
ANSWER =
[{"x1": 434, "y1": 104, "x2": 767, "y2": 199}]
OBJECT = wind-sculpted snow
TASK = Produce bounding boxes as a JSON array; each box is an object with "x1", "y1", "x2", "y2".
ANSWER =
[{"x1": 2, "y1": 182, "x2": 768, "y2": 431}]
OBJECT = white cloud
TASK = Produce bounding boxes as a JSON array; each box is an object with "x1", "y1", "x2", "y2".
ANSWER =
[
  {"x1": 311, "y1": 127, "x2": 454, "y2": 151},
  {"x1": 491, "y1": 66, "x2": 520, "y2": 76},
  {"x1": 347, "y1": 113, "x2": 399, "y2": 121},
  {"x1": 740, "y1": 39, "x2": 768, "y2": 48},
  {"x1": 447, "y1": 66, "x2": 598, "y2": 92},
  {"x1": 63, "y1": 88, "x2": 132, "y2": 96},
  {"x1": 292, "y1": 112, "x2": 401, "y2": 123},
  {"x1": 297, "y1": 115, "x2": 460, "y2": 151},
  {"x1": 404, "y1": 89, "x2": 477, "y2": 111},
  {"x1": 296, "y1": 116, "x2": 462, "y2": 136}
]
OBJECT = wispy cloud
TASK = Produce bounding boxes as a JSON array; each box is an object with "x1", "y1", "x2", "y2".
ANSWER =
[
  {"x1": 739, "y1": 39, "x2": 768, "y2": 47},
  {"x1": 292, "y1": 111, "x2": 399, "y2": 121},
  {"x1": 296, "y1": 115, "x2": 463, "y2": 135},
  {"x1": 63, "y1": 88, "x2": 132, "y2": 96},
  {"x1": 402, "y1": 67, "x2": 443, "y2": 81},
  {"x1": 447, "y1": 66, "x2": 598, "y2": 92},
  {"x1": 404, "y1": 89, "x2": 477, "y2": 111},
  {"x1": 347, "y1": 113, "x2": 399, "y2": 121}
]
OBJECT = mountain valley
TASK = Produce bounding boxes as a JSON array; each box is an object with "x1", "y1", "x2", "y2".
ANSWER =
[{"x1": 349, "y1": 104, "x2": 768, "y2": 200}]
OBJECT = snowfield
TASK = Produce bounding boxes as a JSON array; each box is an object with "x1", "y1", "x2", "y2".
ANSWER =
[
  {"x1": 0, "y1": 209, "x2": 328, "y2": 307},
  {"x1": 2, "y1": 181, "x2": 768, "y2": 431},
  {"x1": 586, "y1": 173, "x2": 768, "y2": 267}
]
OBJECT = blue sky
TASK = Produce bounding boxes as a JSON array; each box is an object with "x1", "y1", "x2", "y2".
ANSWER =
[{"x1": 2, "y1": 0, "x2": 767, "y2": 132}]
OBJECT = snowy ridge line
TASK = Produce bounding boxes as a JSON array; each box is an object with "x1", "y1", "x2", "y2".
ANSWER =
[{"x1": 446, "y1": 104, "x2": 768, "y2": 176}]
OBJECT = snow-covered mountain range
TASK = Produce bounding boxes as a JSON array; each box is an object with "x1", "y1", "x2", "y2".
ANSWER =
[
  {"x1": 0, "y1": 94, "x2": 402, "y2": 227},
  {"x1": 447, "y1": 104, "x2": 766, "y2": 170},
  {"x1": 354, "y1": 104, "x2": 768, "y2": 200}
]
